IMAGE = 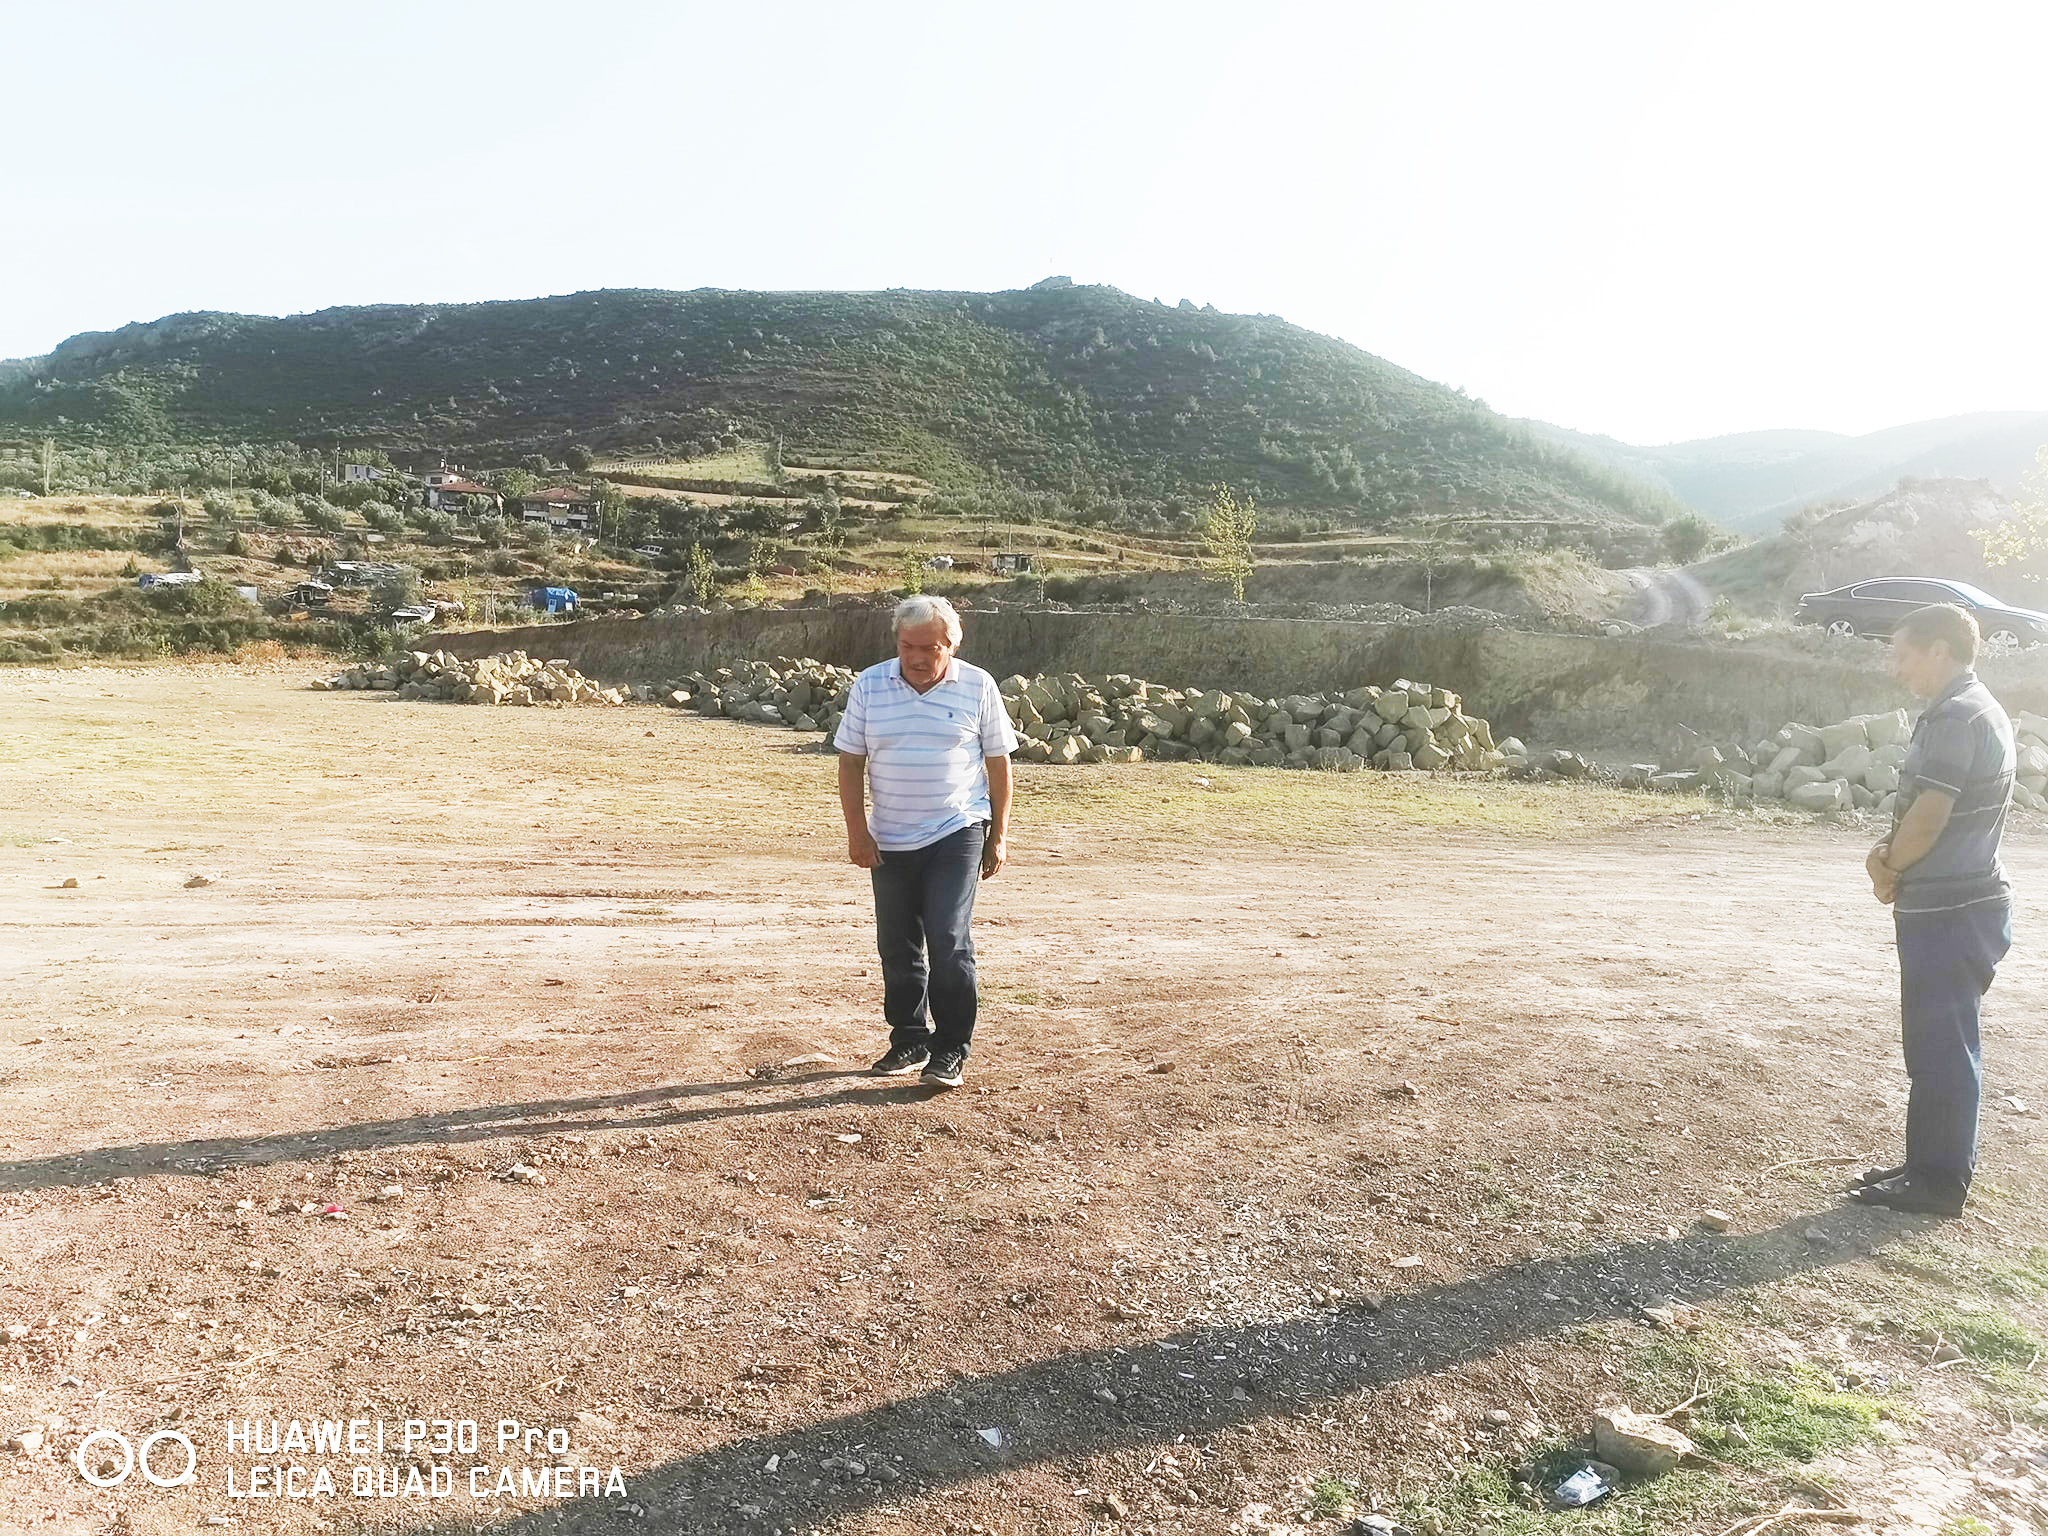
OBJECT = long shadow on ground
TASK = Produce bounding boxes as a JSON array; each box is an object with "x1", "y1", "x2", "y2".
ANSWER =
[
  {"x1": 0, "y1": 1071, "x2": 897, "y2": 1193},
  {"x1": 390, "y1": 1206, "x2": 1900, "y2": 1535}
]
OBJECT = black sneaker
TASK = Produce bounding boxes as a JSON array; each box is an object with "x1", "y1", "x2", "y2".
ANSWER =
[
  {"x1": 1850, "y1": 1163, "x2": 1906, "y2": 1190},
  {"x1": 920, "y1": 1049, "x2": 967, "y2": 1089},
  {"x1": 870, "y1": 1044, "x2": 930, "y2": 1077},
  {"x1": 1848, "y1": 1174, "x2": 1966, "y2": 1218}
]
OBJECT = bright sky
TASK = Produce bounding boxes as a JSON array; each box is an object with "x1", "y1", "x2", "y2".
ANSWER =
[{"x1": 6, "y1": 1, "x2": 2042, "y2": 445}]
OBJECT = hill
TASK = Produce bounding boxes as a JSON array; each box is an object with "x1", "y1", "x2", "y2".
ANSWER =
[
  {"x1": 1524, "y1": 411, "x2": 2048, "y2": 533},
  {"x1": 1689, "y1": 477, "x2": 2019, "y2": 615},
  {"x1": 0, "y1": 284, "x2": 1682, "y2": 541}
]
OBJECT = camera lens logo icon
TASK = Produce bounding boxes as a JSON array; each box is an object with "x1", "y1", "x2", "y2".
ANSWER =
[{"x1": 74, "y1": 1429, "x2": 197, "y2": 1488}]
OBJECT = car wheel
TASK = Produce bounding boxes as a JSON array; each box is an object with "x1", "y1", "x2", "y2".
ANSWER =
[
  {"x1": 1984, "y1": 627, "x2": 2022, "y2": 655},
  {"x1": 1824, "y1": 618, "x2": 1857, "y2": 638}
]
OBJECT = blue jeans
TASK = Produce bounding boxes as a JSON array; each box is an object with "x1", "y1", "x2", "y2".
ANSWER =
[
  {"x1": 872, "y1": 823, "x2": 985, "y2": 1056},
  {"x1": 1895, "y1": 900, "x2": 2011, "y2": 1195}
]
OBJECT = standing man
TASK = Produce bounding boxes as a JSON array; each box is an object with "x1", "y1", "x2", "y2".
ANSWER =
[
  {"x1": 1854, "y1": 604, "x2": 2015, "y2": 1217},
  {"x1": 836, "y1": 595, "x2": 1018, "y2": 1089}
]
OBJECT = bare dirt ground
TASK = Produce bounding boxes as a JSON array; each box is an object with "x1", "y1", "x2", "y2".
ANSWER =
[{"x1": 0, "y1": 663, "x2": 2043, "y2": 1536}]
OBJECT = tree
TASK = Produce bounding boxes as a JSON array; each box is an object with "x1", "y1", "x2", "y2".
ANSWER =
[
  {"x1": 372, "y1": 568, "x2": 421, "y2": 611},
  {"x1": 1660, "y1": 512, "x2": 1717, "y2": 565},
  {"x1": 564, "y1": 444, "x2": 595, "y2": 472},
  {"x1": 494, "y1": 468, "x2": 539, "y2": 498},
  {"x1": 766, "y1": 432, "x2": 785, "y2": 485},
  {"x1": 899, "y1": 542, "x2": 928, "y2": 596},
  {"x1": 683, "y1": 543, "x2": 718, "y2": 604},
  {"x1": 1200, "y1": 485, "x2": 1256, "y2": 602},
  {"x1": 1974, "y1": 445, "x2": 2048, "y2": 589},
  {"x1": 1413, "y1": 517, "x2": 1462, "y2": 614}
]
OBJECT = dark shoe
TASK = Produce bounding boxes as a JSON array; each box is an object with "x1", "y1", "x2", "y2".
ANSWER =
[
  {"x1": 1849, "y1": 1174, "x2": 1966, "y2": 1218},
  {"x1": 920, "y1": 1049, "x2": 967, "y2": 1089},
  {"x1": 1850, "y1": 1163, "x2": 1906, "y2": 1190},
  {"x1": 871, "y1": 1044, "x2": 930, "y2": 1077}
]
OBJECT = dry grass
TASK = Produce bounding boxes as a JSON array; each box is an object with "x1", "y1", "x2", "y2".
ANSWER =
[
  {"x1": 1, "y1": 494, "x2": 160, "y2": 528},
  {"x1": 0, "y1": 548, "x2": 136, "y2": 595},
  {"x1": 592, "y1": 444, "x2": 777, "y2": 482}
]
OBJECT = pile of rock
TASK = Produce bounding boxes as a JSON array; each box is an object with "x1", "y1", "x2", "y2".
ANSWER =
[
  {"x1": 318, "y1": 650, "x2": 1524, "y2": 777},
  {"x1": 313, "y1": 650, "x2": 630, "y2": 707},
  {"x1": 661, "y1": 658, "x2": 855, "y2": 735},
  {"x1": 998, "y1": 672, "x2": 1512, "y2": 772},
  {"x1": 1643, "y1": 707, "x2": 2048, "y2": 815}
]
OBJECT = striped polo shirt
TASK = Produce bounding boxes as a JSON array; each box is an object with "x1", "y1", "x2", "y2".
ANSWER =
[
  {"x1": 1894, "y1": 669, "x2": 2014, "y2": 914},
  {"x1": 834, "y1": 657, "x2": 1019, "y2": 851}
]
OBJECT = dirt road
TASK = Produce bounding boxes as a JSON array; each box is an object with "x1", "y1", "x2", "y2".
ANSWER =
[{"x1": 0, "y1": 665, "x2": 2042, "y2": 1535}]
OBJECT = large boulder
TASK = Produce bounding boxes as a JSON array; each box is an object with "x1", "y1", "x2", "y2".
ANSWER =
[{"x1": 1788, "y1": 779, "x2": 1851, "y2": 812}]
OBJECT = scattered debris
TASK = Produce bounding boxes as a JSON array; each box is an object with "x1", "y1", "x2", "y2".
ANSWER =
[{"x1": 1550, "y1": 1465, "x2": 1613, "y2": 1508}]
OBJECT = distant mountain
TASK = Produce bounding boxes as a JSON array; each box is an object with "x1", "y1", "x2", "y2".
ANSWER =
[
  {"x1": 0, "y1": 285, "x2": 1683, "y2": 532},
  {"x1": 1522, "y1": 411, "x2": 2048, "y2": 534}
]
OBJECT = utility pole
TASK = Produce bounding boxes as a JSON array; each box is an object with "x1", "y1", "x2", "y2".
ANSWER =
[{"x1": 41, "y1": 437, "x2": 54, "y2": 497}]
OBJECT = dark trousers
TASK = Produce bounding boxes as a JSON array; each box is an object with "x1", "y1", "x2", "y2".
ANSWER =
[
  {"x1": 1895, "y1": 900, "x2": 2011, "y2": 1195},
  {"x1": 872, "y1": 823, "x2": 985, "y2": 1056}
]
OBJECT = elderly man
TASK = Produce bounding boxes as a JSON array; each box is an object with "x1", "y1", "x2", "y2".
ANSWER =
[
  {"x1": 835, "y1": 595, "x2": 1018, "y2": 1089},
  {"x1": 1853, "y1": 603, "x2": 2015, "y2": 1217}
]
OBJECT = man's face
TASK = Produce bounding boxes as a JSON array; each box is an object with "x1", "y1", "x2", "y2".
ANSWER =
[
  {"x1": 1889, "y1": 634, "x2": 1952, "y2": 700},
  {"x1": 897, "y1": 619, "x2": 956, "y2": 688}
]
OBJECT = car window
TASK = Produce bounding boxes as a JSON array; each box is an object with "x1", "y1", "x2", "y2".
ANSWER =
[
  {"x1": 1939, "y1": 581, "x2": 2004, "y2": 607},
  {"x1": 1850, "y1": 580, "x2": 1949, "y2": 602}
]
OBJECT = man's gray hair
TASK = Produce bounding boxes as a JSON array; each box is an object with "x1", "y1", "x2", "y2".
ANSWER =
[{"x1": 893, "y1": 594, "x2": 963, "y2": 646}]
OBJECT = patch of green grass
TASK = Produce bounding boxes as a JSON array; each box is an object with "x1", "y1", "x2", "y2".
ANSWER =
[
  {"x1": 1405, "y1": 1456, "x2": 1741, "y2": 1536},
  {"x1": 1305, "y1": 1475, "x2": 1352, "y2": 1520},
  {"x1": 1986, "y1": 1246, "x2": 2048, "y2": 1301},
  {"x1": 1402, "y1": 1333, "x2": 1898, "y2": 1536},
  {"x1": 1624, "y1": 1336, "x2": 1893, "y2": 1467},
  {"x1": 1921, "y1": 1304, "x2": 2043, "y2": 1369},
  {"x1": 1690, "y1": 1362, "x2": 1889, "y2": 1464},
  {"x1": 1939, "y1": 1517, "x2": 1996, "y2": 1536}
]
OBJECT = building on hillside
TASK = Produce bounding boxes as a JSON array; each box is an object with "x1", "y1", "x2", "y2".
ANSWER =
[
  {"x1": 517, "y1": 486, "x2": 599, "y2": 532},
  {"x1": 990, "y1": 552, "x2": 1035, "y2": 574},
  {"x1": 339, "y1": 463, "x2": 384, "y2": 483},
  {"x1": 422, "y1": 471, "x2": 501, "y2": 513}
]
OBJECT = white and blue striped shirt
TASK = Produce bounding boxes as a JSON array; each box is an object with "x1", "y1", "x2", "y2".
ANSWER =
[{"x1": 835, "y1": 658, "x2": 1018, "y2": 851}]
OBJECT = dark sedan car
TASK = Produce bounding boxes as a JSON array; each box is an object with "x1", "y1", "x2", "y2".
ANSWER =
[{"x1": 1793, "y1": 577, "x2": 2048, "y2": 651}]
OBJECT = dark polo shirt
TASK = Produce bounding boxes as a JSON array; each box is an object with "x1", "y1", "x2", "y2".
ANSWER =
[{"x1": 1895, "y1": 670, "x2": 2014, "y2": 914}]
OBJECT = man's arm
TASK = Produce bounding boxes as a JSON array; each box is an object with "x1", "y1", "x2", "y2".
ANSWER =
[
  {"x1": 838, "y1": 752, "x2": 881, "y2": 868},
  {"x1": 982, "y1": 755, "x2": 1012, "y2": 878},
  {"x1": 1869, "y1": 790, "x2": 1955, "y2": 903},
  {"x1": 1884, "y1": 790, "x2": 1954, "y2": 873}
]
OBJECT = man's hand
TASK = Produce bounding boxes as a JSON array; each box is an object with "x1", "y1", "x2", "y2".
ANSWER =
[
  {"x1": 1867, "y1": 843, "x2": 1898, "y2": 905},
  {"x1": 981, "y1": 832, "x2": 1007, "y2": 880},
  {"x1": 848, "y1": 826, "x2": 882, "y2": 869}
]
